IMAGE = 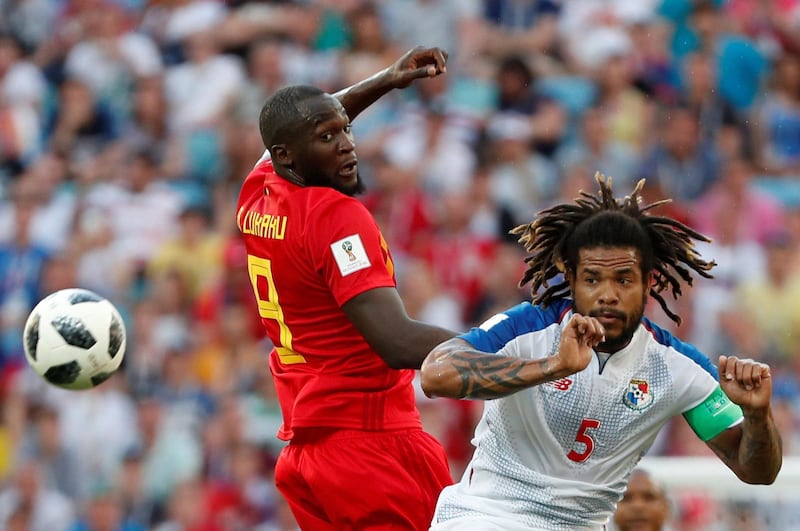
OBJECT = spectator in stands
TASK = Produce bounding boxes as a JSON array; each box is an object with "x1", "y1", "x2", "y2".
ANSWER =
[
  {"x1": 0, "y1": 32, "x2": 46, "y2": 176},
  {"x1": 0, "y1": 459, "x2": 76, "y2": 531},
  {"x1": 692, "y1": 157, "x2": 786, "y2": 245},
  {"x1": 0, "y1": 32, "x2": 46, "y2": 110},
  {"x1": 151, "y1": 478, "x2": 209, "y2": 531},
  {"x1": 680, "y1": 51, "x2": 744, "y2": 149},
  {"x1": 627, "y1": 14, "x2": 681, "y2": 105},
  {"x1": 113, "y1": 448, "x2": 164, "y2": 529},
  {"x1": 719, "y1": 230, "x2": 800, "y2": 365},
  {"x1": 1, "y1": 153, "x2": 76, "y2": 255},
  {"x1": 684, "y1": 0, "x2": 769, "y2": 111},
  {"x1": 636, "y1": 103, "x2": 721, "y2": 209},
  {"x1": 360, "y1": 152, "x2": 434, "y2": 262},
  {"x1": 485, "y1": 112, "x2": 559, "y2": 223},
  {"x1": 228, "y1": 39, "x2": 289, "y2": 184},
  {"x1": 16, "y1": 402, "x2": 82, "y2": 498},
  {"x1": 341, "y1": 4, "x2": 402, "y2": 86},
  {"x1": 68, "y1": 485, "x2": 146, "y2": 531},
  {"x1": 58, "y1": 378, "x2": 140, "y2": 499},
  {"x1": 479, "y1": 0, "x2": 561, "y2": 60},
  {"x1": 163, "y1": 27, "x2": 245, "y2": 134},
  {"x1": 133, "y1": 395, "x2": 202, "y2": 505},
  {"x1": 588, "y1": 28, "x2": 655, "y2": 155},
  {"x1": 421, "y1": 186, "x2": 499, "y2": 324},
  {"x1": 398, "y1": 258, "x2": 465, "y2": 333},
  {"x1": 556, "y1": 104, "x2": 638, "y2": 194},
  {"x1": 122, "y1": 75, "x2": 169, "y2": 159},
  {"x1": 0, "y1": 178, "x2": 51, "y2": 368},
  {"x1": 494, "y1": 55, "x2": 541, "y2": 115},
  {"x1": 382, "y1": 99, "x2": 478, "y2": 197},
  {"x1": 379, "y1": 0, "x2": 482, "y2": 67},
  {"x1": 44, "y1": 77, "x2": 121, "y2": 156},
  {"x1": 493, "y1": 55, "x2": 567, "y2": 156},
  {"x1": 63, "y1": 1, "x2": 162, "y2": 121},
  {"x1": 613, "y1": 468, "x2": 671, "y2": 531},
  {"x1": 148, "y1": 204, "x2": 223, "y2": 300},
  {"x1": 756, "y1": 53, "x2": 800, "y2": 175},
  {"x1": 689, "y1": 191, "x2": 767, "y2": 356}
]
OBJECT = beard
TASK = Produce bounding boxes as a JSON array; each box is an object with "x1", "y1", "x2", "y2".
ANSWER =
[
  {"x1": 338, "y1": 171, "x2": 366, "y2": 197},
  {"x1": 304, "y1": 170, "x2": 365, "y2": 197},
  {"x1": 594, "y1": 317, "x2": 641, "y2": 352},
  {"x1": 586, "y1": 293, "x2": 647, "y2": 353}
]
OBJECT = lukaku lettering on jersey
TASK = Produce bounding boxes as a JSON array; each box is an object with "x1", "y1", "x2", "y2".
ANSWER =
[
  {"x1": 236, "y1": 160, "x2": 421, "y2": 440},
  {"x1": 238, "y1": 209, "x2": 288, "y2": 240}
]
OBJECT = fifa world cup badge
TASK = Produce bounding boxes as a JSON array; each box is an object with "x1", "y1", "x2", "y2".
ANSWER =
[{"x1": 342, "y1": 240, "x2": 356, "y2": 261}]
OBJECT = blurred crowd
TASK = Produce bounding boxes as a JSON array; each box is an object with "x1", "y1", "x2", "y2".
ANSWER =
[{"x1": 1, "y1": 0, "x2": 800, "y2": 529}]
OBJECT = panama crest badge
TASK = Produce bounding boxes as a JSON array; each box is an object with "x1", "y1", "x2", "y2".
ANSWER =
[{"x1": 623, "y1": 379, "x2": 653, "y2": 411}]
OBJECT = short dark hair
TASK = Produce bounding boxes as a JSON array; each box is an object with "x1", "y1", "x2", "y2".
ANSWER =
[
  {"x1": 692, "y1": 0, "x2": 718, "y2": 16},
  {"x1": 511, "y1": 174, "x2": 715, "y2": 324},
  {"x1": 259, "y1": 85, "x2": 327, "y2": 149},
  {"x1": 498, "y1": 55, "x2": 534, "y2": 86}
]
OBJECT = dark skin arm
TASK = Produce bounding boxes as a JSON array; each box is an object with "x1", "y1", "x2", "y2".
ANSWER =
[
  {"x1": 342, "y1": 287, "x2": 455, "y2": 369},
  {"x1": 420, "y1": 314, "x2": 605, "y2": 399},
  {"x1": 704, "y1": 355, "x2": 782, "y2": 484},
  {"x1": 332, "y1": 47, "x2": 451, "y2": 369},
  {"x1": 333, "y1": 46, "x2": 448, "y2": 121}
]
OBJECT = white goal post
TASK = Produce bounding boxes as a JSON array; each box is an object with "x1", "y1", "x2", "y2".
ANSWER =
[{"x1": 638, "y1": 456, "x2": 800, "y2": 500}]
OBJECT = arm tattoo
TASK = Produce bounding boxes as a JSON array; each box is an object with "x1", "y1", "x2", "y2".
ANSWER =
[
  {"x1": 439, "y1": 342, "x2": 556, "y2": 399},
  {"x1": 739, "y1": 414, "x2": 783, "y2": 481},
  {"x1": 708, "y1": 412, "x2": 783, "y2": 484}
]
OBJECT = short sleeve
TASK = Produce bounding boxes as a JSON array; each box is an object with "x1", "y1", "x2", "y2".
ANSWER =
[{"x1": 306, "y1": 193, "x2": 396, "y2": 306}]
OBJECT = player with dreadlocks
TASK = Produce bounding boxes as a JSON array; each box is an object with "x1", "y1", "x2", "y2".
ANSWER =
[{"x1": 421, "y1": 173, "x2": 782, "y2": 531}]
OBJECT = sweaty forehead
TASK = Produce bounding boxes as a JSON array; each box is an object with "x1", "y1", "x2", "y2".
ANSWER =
[
  {"x1": 578, "y1": 247, "x2": 640, "y2": 270},
  {"x1": 298, "y1": 94, "x2": 346, "y2": 125}
]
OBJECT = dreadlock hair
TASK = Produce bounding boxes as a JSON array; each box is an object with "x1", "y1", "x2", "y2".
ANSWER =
[
  {"x1": 511, "y1": 173, "x2": 716, "y2": 325},
  {"x1": 259, "y1": 85, "x2": 326, "y2": 150}
]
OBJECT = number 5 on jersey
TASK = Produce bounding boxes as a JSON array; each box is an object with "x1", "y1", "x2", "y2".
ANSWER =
[
  {"x1": 247, "y1": 255, "x2": 306, "y2": 364},
  {"x1": 567, "y1": 418, "x2": 601, "y2": 462}
]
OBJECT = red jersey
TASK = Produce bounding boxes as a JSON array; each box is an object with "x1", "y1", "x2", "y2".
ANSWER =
[{"x1": 236, "y1": 160, "x2": 422, "y2": 440}]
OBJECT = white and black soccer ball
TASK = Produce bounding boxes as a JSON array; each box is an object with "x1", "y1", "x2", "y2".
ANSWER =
[{"x1": 22, "y1": 288, "x2": 127, "y2": 390}]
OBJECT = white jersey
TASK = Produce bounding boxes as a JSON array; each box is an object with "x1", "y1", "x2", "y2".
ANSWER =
[{"x1": 432, "y1": 299, "x2": 742, "y2": 530}]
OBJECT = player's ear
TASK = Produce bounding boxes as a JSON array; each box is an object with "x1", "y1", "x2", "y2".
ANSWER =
[{"x1": 271, "y1": 144, "x2": 292, "y2": 166}]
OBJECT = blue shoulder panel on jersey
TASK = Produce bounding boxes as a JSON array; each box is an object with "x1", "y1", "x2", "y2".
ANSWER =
[
  {"x1": 459, "y1": 298, "x2": 572, "y2": 353},
  {"x1": 642, "y1": 317, "x2": 719, "y2": 381}
]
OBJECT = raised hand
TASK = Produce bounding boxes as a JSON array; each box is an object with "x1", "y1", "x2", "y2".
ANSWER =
[
  {"x1": 718, "y1": 355, "x2": 772, "y2": 412},
  {"x1": 387, "y1": 46, "x2": 448, "y2": 88},
  {"x1": 555, "y1": 314, "x2": 605, "y2": 377}
]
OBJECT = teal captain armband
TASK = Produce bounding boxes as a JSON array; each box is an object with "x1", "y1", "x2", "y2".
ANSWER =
[{"x1": 683, "y1": 386, "x2": 744, "y2": 441}]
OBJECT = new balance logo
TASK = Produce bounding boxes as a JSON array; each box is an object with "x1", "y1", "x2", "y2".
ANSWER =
[{"x1": 546, "y1": 378, "x2": 573, "y2": 391}]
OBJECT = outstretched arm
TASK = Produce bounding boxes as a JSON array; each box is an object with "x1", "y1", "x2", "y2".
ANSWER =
[
  {"x1": 342, "y1": 287, "x2": 455, "y2": 369},
  {"x1": 420, "y1": 314, "x2": 605, "y2": 399},
  {"x1": 706, "y1": 356, "x2": 782, "y2": 484},
  {"x1": 333, "y1": 46, "x2": 448, "y2": 121}
]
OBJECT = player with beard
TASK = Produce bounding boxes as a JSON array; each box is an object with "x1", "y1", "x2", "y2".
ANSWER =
[
  {"x1": 236, "y1": 47, "x2": 455, "y2": 530},
  {"x1": 421, "y1": 174, "x2": 782, "y2": 530}
]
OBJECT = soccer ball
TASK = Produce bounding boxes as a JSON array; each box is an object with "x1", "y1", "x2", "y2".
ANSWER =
[{"x1": 22, "y1": 288, "x2": 127, "y2": 390}]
